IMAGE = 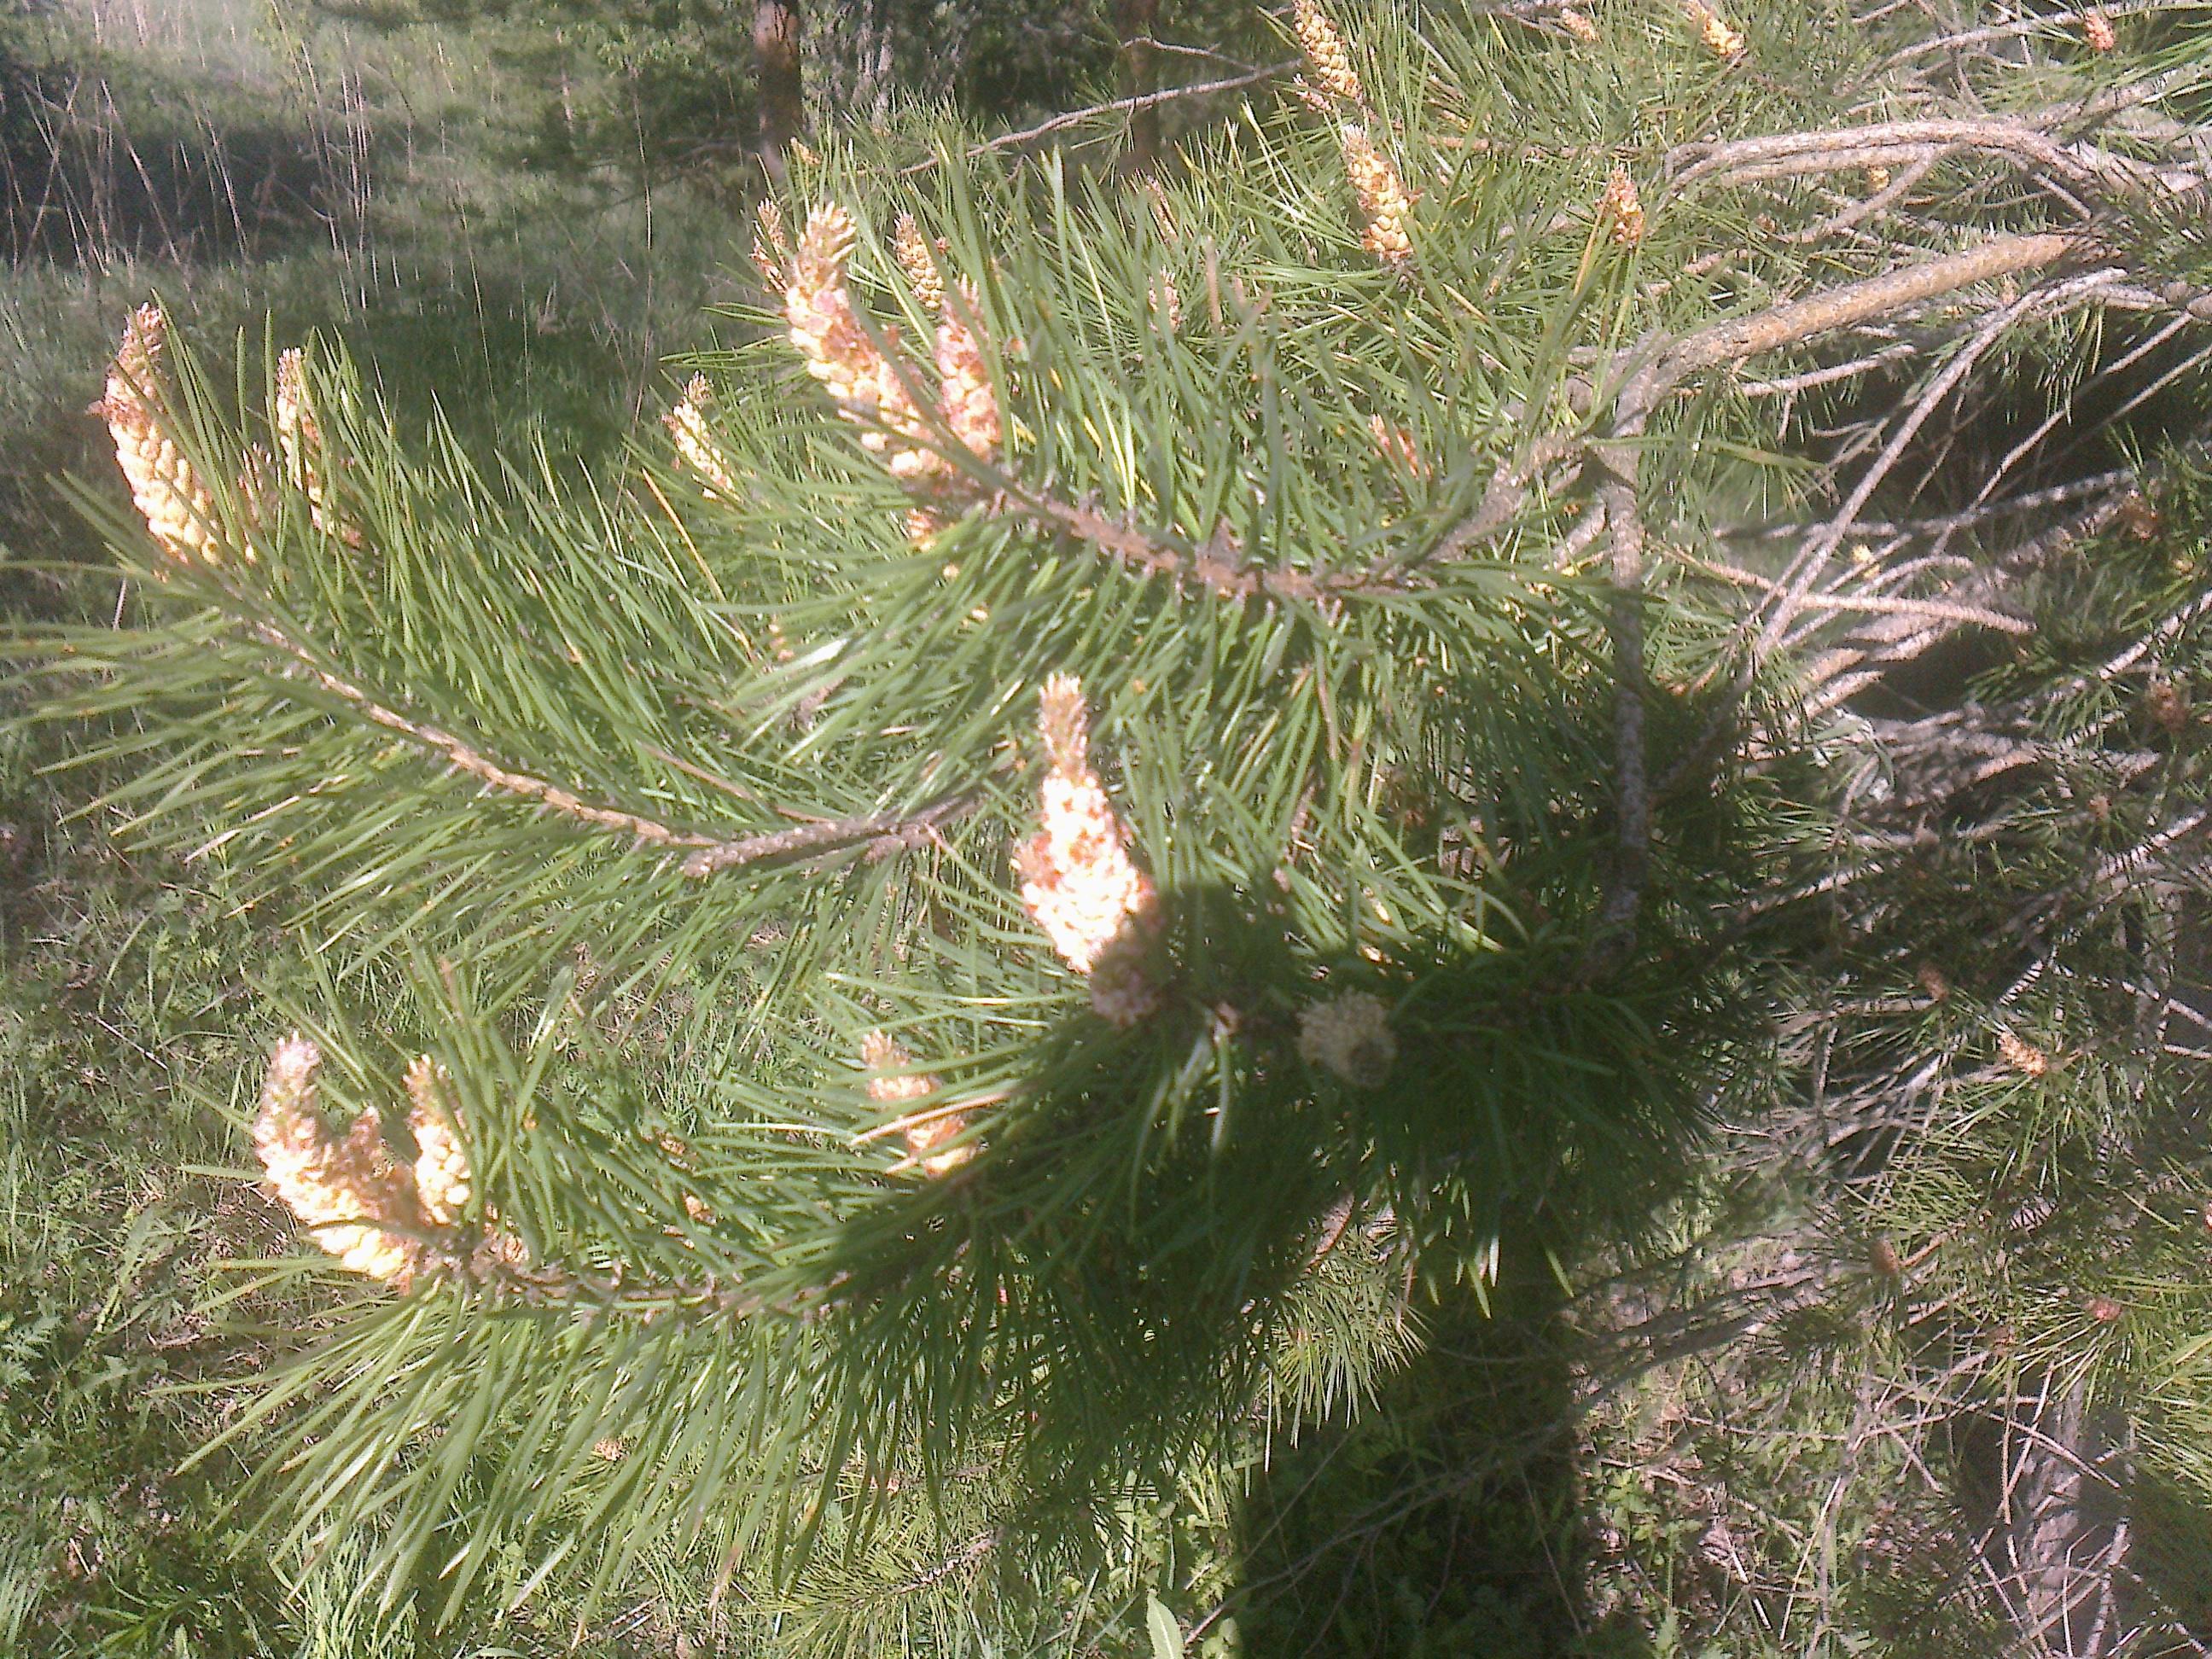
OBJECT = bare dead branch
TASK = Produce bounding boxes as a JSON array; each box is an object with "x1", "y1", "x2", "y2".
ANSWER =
[{"x1": 899, "y1": 61, "x2": 1298, "y2": 176}]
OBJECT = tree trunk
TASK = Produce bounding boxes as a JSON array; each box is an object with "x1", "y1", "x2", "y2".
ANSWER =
[
  {"x1": 754, "y1": 0, "x2": 805, "y2": 180},
  {"x1": 1110, "y1": 0, "x2": 1161, "y2": 175},
  {"x1": 1993, "y1": 1380, "x2": 2128, "y2": 1656}
]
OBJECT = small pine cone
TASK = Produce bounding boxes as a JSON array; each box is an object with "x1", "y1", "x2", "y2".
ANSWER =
[
  {"x1": 272, "y1": 346, "x2": 361, "y2": 546},
  {"x1": 469, "y1": 1227, "x2": 532, "y2": 1278},
  {"x1": 1015, "y1": 767, "x2": 1157, "y2": 975},
  {"x1": 1864, "y1": 164, "x2": 1892, "y2": 193},
  {"x1": 1140, "y1": 177, "x2": 1177, "y2": 239},
  {"x1": 664, "y1": 375, "x2": 739, "y2": 498},
  {"x1": 786, "y1": 203, "x2": 865, "y2": 399},
  {"x1": 1916, "y1": 963, "x2": 1950, "y2": 1003},
  {"x1": 892, "y1": 212, "x2": 943, "y2": 311},
  {"x1": 1292, "y1": 0, "x2": 1366, "y2": 107},
  {"x1": 903, "y1": 1112, "x2": 976, "y2": 1177},
  {"x1": 2145, "y1": 679, "x2": 2190, "y2": 733},
  {"x1": 1297, "y1": 992, "x2": 1396, "y2": 1087},
  {"x1": 1598, "y1": 166, "x2": 1644, "y2": 247},
  {"x1": 1684, "y1": 0, "x2": 1745, "y2": 57},
  {"x1": 752, "y1": 199, "x2": 791, "y2": 290},
  {"x1": 2086, "y1": 1294, "x2": 2123, "y2": 1323},
  {"x1": 1368, "y1": 414, "x2": 1425, "y2": 477},
  {"x1": 784, "y1": 202, "x2": 934, "y2": 474},
  {"x1": 861, "y1": 1029, "x2": 937, "y2": 1106},
  {"x1": 253, "y1": 1034, "x2": 426, "y2": 1287},
  {"x1": 236, "y1": 443, "x2": 277, "y2": 535},
  {"x1": 1088, "y1": 940, "x2": 1161, "y2": 1028},
  {"x1": 1150, "y1": 270, "x2": 1182, "y2": 333},
  {"x1": 405, "y1": 1055, "x2": 471, "y2": 1226},
  {"x1": 1869, "y1": 1238, "x2": 1902, "y2": 1277},
  {"x1": 2117, "y1": 493, "x2": 2162, "y2": 540},
  {"x1": 1997, "y1": 1030, "x2": 2050, "y2": 1078},
  {"x1": 1017, "y1": 675, "x2": 1159, "y2": 994},
  {"x1": 1339, "y1": 124, "x2": 1415, "y2": 265},
  {"x1": 861, "y1": 1031, "x2": 974, "y2": 1175},
  {"x1": 271, "y1": 348, "x2": 316, "y2": 489},
  {"x1": 868, "y1": 352, "x2": 944, "y2": 480},
  {"x1": 934, "y1": 282, "x2": 1000, "y2": 464},
  {"x1": 2081, "y1": 9, "x2": 2117, "y2": 52},
  {"x1": 1557, "y1": 7, "x2": 1598, "y2": 42},
  {"x1": 99, "y1": 303, "x2": 224, "y2": 568}
]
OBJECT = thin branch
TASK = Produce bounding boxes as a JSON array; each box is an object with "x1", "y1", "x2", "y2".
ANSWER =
[
  {"x1": 981, "y1": 484, "x2": 1392, "y2": 602},
  {"x1": 1579, "y1": 464, "x2": 1650, "y2": 980},
  {"x1": 1679, "y1": 556, "x2": 2034, "y2": 634},
  {"x1": 1419, "y1": 434, "x2": 1584, "y2": 566},
  {"x1": 898, "y1": 61, "x2": 1297, "y2": 176},
  {"x1": 251, "y1": 618, "x2": 969, "y2": 879},
  {"x1": 1657, "y1": 232, "x2": 2081, "y2": 388},
  {"x1": 1718, "y1": 467, "x2": 2137, "y2": 539},
  {"x1": 895, "y1": 1528, "x2": 1000, "y2": 1596},
  {"x1": 252, "y1": 620, "x2": 713, "y2": 851},
  {"x1": 1739, "y1": 341, "x2": 1919, "y2": 398},
  {"x1": 677, "y1": 794, "x2": 977, "y2": 878}
]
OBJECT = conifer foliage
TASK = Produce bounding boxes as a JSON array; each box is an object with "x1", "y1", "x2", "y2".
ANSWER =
[{"x1": 37, "y1": 0, "x2": 2212, "y2": 1649}]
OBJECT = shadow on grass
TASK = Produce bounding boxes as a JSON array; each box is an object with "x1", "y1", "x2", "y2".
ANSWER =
[
  {"x1": 0, "y1": 26, "x2": 365, "y2": 268},
  {"x1": 1224, "y1": 1282, "x2": 1643, "y2": 1659}
]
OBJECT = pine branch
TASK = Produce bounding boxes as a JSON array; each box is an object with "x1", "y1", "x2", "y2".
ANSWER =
[
  {"x1": 250, "y1": 615, "x2": 975, "y2": 881},
  {"x1": 250, "y1": 619, "x2": 714, "y2": 852},
  {"x1": 1668, "y1": 118, "x2": 2196, "y2": 198},
  {"x1": 981, "y1": 481, "x2": 1411, "y2": 602},
  {"x1": 677, "y1": 793, "x2": 980, "y2": 878},
  {"x1": 1418, "y1": 434, "x2": 1585, "y2": 567}
]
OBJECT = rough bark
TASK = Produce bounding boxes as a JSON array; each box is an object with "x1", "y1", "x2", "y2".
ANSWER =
[{"x1": 754, "y1": 0, "x2": 806, "y2": 178}]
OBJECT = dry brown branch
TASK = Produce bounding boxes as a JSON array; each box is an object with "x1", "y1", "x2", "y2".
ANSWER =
[
  {"x1": 1714, "y1": 266, "x2": 2122, "y2": 694},
  {"x1": 1872, "y1": 0, "x2": 2203, "y2": 72},
  {"x1": 1667, "y1": 118, "x2": 2184, "y2": 199},
  {"x1": 1680, "y1": 555, "x2": 2034, "y2": 633},
  {"x1": 1657, "y1": 232, "x2": 2081, "y2": 387}
]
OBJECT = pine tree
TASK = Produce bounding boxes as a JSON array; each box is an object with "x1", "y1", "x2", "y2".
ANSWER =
[{"x1": 32, "y1": 1, "x2": 2212, "y2": 1650}]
